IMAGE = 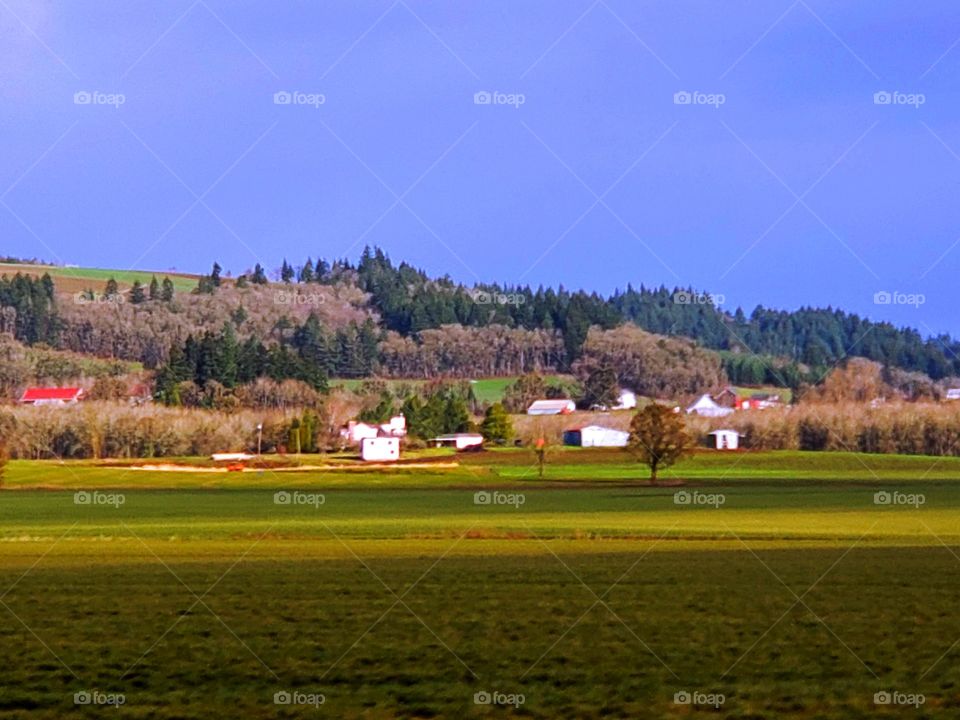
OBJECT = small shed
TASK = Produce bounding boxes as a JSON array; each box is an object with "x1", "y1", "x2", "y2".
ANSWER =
[
  {"x1": 564, "y1": 425, "x2": 630, "y2": 448},
  {"x1": 613, "y1": 389, "x2": 637, "y2": 410},
  {"x1": 361, "y1": 436, "x2": 400, "y2": 462},
  {"x1": 708, "y1": 429, "x2": 740, "y2": 450}
]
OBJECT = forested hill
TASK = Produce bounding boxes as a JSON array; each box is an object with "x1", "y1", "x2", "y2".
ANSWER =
[
  {"x1": 1, "y1": 248, "x2": 958, "y2": 384},
  {"x1": 345, "y1": 248, "x2": 957, "y2": 379}
]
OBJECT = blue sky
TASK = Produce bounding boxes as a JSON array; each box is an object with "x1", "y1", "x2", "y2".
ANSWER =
[{"x1": 2, "y1": 1, "x2": 960, "y2": 335}]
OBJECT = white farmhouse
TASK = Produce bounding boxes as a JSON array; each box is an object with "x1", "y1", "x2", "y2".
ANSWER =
[{"x1": 613, "y1": 389, "x2": 637, "y2": 410}]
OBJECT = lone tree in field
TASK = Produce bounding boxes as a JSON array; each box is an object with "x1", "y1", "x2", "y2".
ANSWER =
[{"x1": 627, "y1": 404, "x2": 691, "y2": 484}]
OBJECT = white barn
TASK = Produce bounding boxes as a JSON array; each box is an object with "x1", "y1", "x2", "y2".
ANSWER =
[
  {"x1": 708, "y1": 429, "x2": 740, "y2": 450},
  {"x1": 563, "y1": 425, "x2": 630, "y2": 448},
  {"x1": 686, "y1": 394, "x2": 734, "y2": 418},
  {"x1": 527, "y1": 399, "x2": 576, "y2": 415}
]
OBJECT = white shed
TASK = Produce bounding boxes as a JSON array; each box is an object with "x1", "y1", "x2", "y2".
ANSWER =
[
  {"x1": 564, "y1": 425, "x2": 630, "y2": 448},
  {"x1": 432, "y1": 433, "x2": 484, "y2": 450},
  {"x1": 527, "y1": 399, "x2": 577, "y2": 415},
  {"x1": 613, "y1": 389, "x2": 637, "y2": 410},
  {"x1": 708, "y1": 429, "x2": 740, "y2": 450},
  {"x1": 361, "y1": 436, "x2": 400, "y2": 462}
]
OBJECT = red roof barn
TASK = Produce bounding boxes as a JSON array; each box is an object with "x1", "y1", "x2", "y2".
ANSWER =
[{"x1": 18, "y1": 387, "x2": 85, "y2": 405}]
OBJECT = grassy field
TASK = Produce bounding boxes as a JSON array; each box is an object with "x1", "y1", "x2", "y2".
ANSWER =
[
  {"x1": 330, "y1": 375, "x2": 577, "y2": 404},
  {"x1": 1, "y1": 451, "x2": 958, "y2": 717},
  {"x1": 0, "y1": 262, "x2": 199, "y2": 293}
]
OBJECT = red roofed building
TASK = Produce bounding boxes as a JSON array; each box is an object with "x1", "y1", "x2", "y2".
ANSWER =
[{"x1": 18, "y1": 387, "x2": 85, "y2": 406}]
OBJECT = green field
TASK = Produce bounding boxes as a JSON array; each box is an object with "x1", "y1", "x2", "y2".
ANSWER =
[
  {"x1": 0, "y1": 262, "x2": 198, "y2": 292},
  {"x1": 330, "y1": 375, "x2": 577, "y2": 404},
  {"x1": 1, "y1": 451, "x2": 958, "y2": 718}
]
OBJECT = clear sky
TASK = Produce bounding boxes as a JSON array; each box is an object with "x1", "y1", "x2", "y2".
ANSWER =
[{"x1": 2, "y1": 1, "x2": 960, "y2": 335}]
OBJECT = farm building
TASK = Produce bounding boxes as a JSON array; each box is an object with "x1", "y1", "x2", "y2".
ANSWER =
[
  {"x1": 708, "y1": 429, "x2": 740, "y2": 450},
  {"x1": 686, "y1": 394, "x2": 733, "y2": 418},
  {"x1": 563, "y1": 425, "x2": 630, "y2": 448},
  {"x1": 613, "y1": 389, "x2": 637, "y2": 410},
  {"x1": 432, "y1": 433, "x2": 484, "y2": 450},
  {"x1": 527, "y1": 399, "x2": 576, "y2": 415},
  {"x1": 946, "y1": 388, "x2": 960, "y2": 401},
  {"x1": 341, "y1": 415, "x2": 407, "y2": 444},
  {"x1": 18, "y1": 387, "x2": 85, "y2": 406},
  {"x1": 360, "y1": 436, "x2": 400, "y2": 462}
]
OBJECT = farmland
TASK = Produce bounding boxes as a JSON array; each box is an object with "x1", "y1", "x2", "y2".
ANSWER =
[
  {"x1": 0, "y1": 451, "x2": 958, "y2": 717},
  {"x1": 0, "y1": 262, "x2": 199, "y2": 293}
]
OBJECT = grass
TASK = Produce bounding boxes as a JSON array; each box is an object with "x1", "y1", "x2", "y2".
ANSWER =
[
  {"x1": 330, "y1": 374, "x2": 577, "y2": 404},
  {"x1": 1, "y1": 451, "x2": 959, "y2": 717},
  {"x1": 0, "y1": 262, "x2": 198, "y2": 293}
]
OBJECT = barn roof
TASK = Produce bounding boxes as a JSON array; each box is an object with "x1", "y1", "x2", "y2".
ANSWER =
[{"x1": 19, "y1": 387, "x2": 84, "y2": 402}]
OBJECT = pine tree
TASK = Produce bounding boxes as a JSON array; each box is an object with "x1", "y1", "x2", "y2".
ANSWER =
[
  {"x1": 104, "y1": 278, "x2": 119, "y2": 297},
  {"x1": 129, "y1": 280, "x2": 146, "y2": 304},
  {"x1": 480, "y1": 402, "x2": 513, "y2": 443},
  {"x1": 161, "y1": 277, "x2": 175, "y2": 301},
  {"x1": 299, "y1": 258, "x2": 315, "y2": 283},
  {"x1": 251, "y1": 263, "x2": 268, "y2": 284},
  {"x1": 149, "y1": 275, "x2": 160, "y2": 300},
  {"x1": 280, "y1": 259, "x2": 294, "y2": 283}
]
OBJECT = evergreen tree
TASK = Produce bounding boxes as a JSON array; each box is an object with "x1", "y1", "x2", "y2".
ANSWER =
[
  {"x1": 480, "y1": 402, "x2": 513, "y2": 443},
  {"x1": 149, "y1": 275, "x2": 160, "y2": 300},
  {"x1": 104, "y1": 278, "x2": 119, "y2": 297},
  {"x1": 129, "y1": 280, "x2": 146, "y2": 304},
  {"x1": 161, "y1": 277, "x2": 175, "y2": 301},
  {"x1": 280, "y1": 259, "x2": 294, "y2": 283},
  {"x1": 251, "y1": 263, "x2": 268, "y2": 284}
]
